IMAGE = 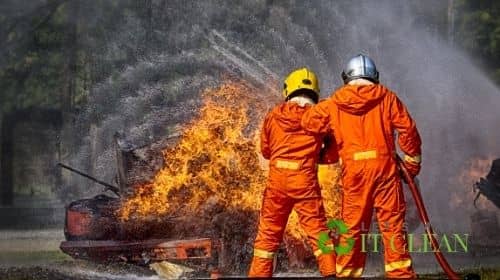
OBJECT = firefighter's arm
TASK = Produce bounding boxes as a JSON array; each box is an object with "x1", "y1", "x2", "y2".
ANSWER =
[
  {"x1": 301, "y1": 99, "x2": 332, "y2": 135},
  {"x1": 260, "y1": 114, "x2": 272, "y2": 160},
  {"x1": 390, "y1": 94, "x2": 422, "y2": 177}
]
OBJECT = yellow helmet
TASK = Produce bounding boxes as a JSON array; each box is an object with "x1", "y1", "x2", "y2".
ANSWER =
[{"x1": 283, "y1": 67, "x2": 320, "y2": 102}]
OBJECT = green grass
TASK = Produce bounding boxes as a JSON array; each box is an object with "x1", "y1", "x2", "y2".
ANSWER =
[{"x1": 0, "y1": 250, "x2": 71, "y2": 265}]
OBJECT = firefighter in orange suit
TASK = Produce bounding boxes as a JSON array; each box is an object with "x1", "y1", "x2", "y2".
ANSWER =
[
  {"x1": 301, "y1": 54, "x2": 422, "y2": 278},
  {"x1": 248, "y1": 68, "x2": 337, "y2": 277}
]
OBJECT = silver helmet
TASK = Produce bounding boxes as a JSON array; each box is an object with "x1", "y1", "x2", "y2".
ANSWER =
[{"x1": 341, "y1": 54, "x2": 379, "y2": 84}]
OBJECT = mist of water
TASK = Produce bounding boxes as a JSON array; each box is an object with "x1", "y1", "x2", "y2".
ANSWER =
[{"x1": 69, "y1": 0, "x2": 500, "y2": 272}]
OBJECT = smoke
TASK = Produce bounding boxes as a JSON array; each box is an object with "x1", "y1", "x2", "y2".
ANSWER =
[
  {"x1": 318, "y1": 1, "x2": 500, "y2": 233},
  {"x1": 68, "y1": 0, "x2": 500, "y2": 271}
]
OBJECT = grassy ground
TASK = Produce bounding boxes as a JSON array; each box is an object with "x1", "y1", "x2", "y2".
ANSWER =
[{"x1": 0, "y1": 251, "x2": 71, "y2": 267}]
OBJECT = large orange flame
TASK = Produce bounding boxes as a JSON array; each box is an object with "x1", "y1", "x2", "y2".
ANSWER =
[
  {"x1": 119, "y1": 81, "x2": 270, "y2": 219},
  {"x1": 118, "y1": 80, "x2": 341, "y2": 246}
]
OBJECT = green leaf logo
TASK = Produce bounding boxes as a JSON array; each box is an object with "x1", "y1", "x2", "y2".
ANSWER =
[{"x1": 318, "y1": 219, "x2": 355, "y2": 256}]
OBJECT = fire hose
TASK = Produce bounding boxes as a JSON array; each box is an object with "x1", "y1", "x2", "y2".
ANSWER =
[{"x1": 396, "y1": 155, "x2": 460, "y2": 280}]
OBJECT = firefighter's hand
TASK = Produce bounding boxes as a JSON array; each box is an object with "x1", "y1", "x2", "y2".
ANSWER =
[{"x1": 404, "y1": 161, "x2": 421, "y2": 179}]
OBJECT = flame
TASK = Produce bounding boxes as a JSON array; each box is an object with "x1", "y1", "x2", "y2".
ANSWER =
[
  {"x1": 285, "y1": 164, "x2": 342, "y2": 241},
  {"x1": 118, "y1": 80, "x2": 341, "y2": 254},
  {"x1": 119, "y1": 81, "x2": 271, "y2": 219}
]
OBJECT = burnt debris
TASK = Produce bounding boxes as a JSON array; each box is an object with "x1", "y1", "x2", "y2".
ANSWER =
[{"x1": 474, "y1": 158, "x2": 500, "y2": 209}]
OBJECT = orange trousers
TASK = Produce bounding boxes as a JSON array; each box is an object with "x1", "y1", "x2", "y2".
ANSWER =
[
  {"x1": 248, "y1": 187, "x2": 336, "y2": 277},
  {"x1": 336, "y1": 161, "x2": 415, "y2": 278}
]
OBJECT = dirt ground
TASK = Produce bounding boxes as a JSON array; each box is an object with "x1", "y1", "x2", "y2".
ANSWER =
[
  {"x1": 0, "y1": 263, "x2": 157, "y2": 280},
  {"x1": 1, "y1": 229, "x2": 500, "y2": 279},
  {"x1": 0, "y1": 251, "x2": 163, "y2": 280},
  {"x1": 0, "y1": 229, "x2": 159, "y2": 280}
]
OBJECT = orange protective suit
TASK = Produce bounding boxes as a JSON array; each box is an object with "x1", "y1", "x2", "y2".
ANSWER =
[
  {"x1": 301, "y1": 82, "x2": 422, "y2": 278},
  {"x1": 248, "y1": 101, "x2": 336, "y2": 277}
]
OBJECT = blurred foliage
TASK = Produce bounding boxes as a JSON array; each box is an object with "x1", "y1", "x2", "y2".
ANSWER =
[
  {"x1": 455, "y1": 0, "x2": 500, "y2": 84},
  {"x1": 0, "y1": 0, "x2": 470, "y2": 117},
  {"x1": 0, "y1": 0, "x2": 499, "y2": 205},
  {"x1": 0, "y1": 0, "x2": 151, "y2": 115}
]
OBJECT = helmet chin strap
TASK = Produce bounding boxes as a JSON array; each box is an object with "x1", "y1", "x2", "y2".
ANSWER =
[{"x1": 289, "y1": 95, "x2": 315, "y2": 107}]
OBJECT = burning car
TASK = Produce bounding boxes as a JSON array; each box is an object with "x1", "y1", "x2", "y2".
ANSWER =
[{"x1": 58, "y1": 81, "x2": 345, "y2": 277}]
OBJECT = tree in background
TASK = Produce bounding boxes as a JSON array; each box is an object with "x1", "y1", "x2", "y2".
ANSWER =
[
  {"x1": 455, "y1": 0, "x2": 500, "y2": 83},
  {"x1": 1, "y1": 0, "x2": 500, "y2": 204},
  {"x1": 0, "y1": 0, "x2": 150, "y2": 203},
  {"x1": 0, "y1": 0, "x2": 149, "y2": 114}
]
